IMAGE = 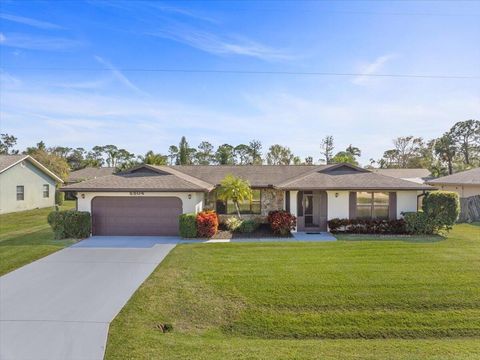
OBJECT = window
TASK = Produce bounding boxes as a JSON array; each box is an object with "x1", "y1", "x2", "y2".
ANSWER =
[
  {"x1": 43, "y1": 184, "x2": 50, "y2": 198},
  {"x1": 356, "y1": 192, "x2": 389, "y2": 220},
  {"x1": 205, "y1": 189, "x2": 262, "y2": 215},
  {"x1": 16, "y1": 186, "x2": 24, "y2": 201}
]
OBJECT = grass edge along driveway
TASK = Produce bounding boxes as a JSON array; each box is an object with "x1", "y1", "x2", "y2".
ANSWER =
[
  {"x1": 0, "y1": 201, "x2": 76, "y2": 276},
  {"x1": 106, "y1": 223, "x2": 480, "y2": 359}
]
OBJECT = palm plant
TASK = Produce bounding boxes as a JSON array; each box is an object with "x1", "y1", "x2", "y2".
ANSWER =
[{"x1": 216, "y1": 175, "x2": 253, "y2": 218}]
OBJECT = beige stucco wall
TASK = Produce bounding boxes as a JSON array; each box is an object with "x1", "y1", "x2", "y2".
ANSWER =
[
  {"x1": 76, "y1": 191, "x2": 204, "y2": 214},
  {"x1": 324, "y1": 190, "x2": 420, "y2": 220},
  {"x1": 397, "y1": 191, "x2": 419, "y2": 218},
  {"x1": 437, "y1": 184, "x2": 480, "y2": 198},
  {"x1": 0, "y1": 161, "x2": 57, "y2": 214},
  {"x1": 327, "y1": 191, "x2": 350, "y2": 219}
]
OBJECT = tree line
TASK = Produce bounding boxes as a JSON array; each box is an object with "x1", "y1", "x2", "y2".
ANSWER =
[{"x1": 0, "y1": 119, "x2": 477, "y2": 180}]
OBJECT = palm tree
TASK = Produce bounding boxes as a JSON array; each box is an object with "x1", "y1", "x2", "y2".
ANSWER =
[
  {"x1": 346, "y1": 144, "x2": 361, "y2": 157},
  {"x1": 216, "y1": 175, "x2": 253, "y2": 218},
  {"x1": 141, "y1": 150, "x2": 167, "y2": 165}
]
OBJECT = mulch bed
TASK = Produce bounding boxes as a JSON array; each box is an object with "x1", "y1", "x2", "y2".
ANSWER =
[{"x1": 211, "y1": 224, "x2": 293, "y2": 240}]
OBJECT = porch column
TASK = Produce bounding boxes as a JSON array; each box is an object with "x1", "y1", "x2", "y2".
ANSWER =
[{"x1": 289, "y1": 190, "x2": 298, "y2": 232}]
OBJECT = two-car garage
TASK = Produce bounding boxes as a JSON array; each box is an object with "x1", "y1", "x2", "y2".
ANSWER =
[{"x1": 91, "y1": 197, "x2": 183, "y2": 236}]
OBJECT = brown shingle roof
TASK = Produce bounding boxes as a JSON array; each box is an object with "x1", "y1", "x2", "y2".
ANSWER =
[
  {"x1": 61, "y1": 171, "x2": 211, "y2": 192},
  {"x1": 0, "y1": 154, "x2": 27, "y2": 173},
  {"x1": 61, "y1": 163, "x2": 433, "y2": 192},
  {"x1": 171, "y1": 165, "x2": 326, "y2": 187},
  {"x1": 67, "y1": 167, "x2": 116, "y2": 183},
  {"x1": 372, "y1": 168, "x2": 431, "y2": 179},
  {"x1": 277, "y1": 167, "x2": 433, "y2": 190},
  {"x1": 427, "y1": 167, "x2": 480, "y2": 185}
]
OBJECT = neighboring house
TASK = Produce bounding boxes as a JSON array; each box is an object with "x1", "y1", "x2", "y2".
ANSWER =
[
  {"x1": 62, "y1": 163, "x2": 432, "y2": 236},
  {"x1": 427, "y1": 168, "x2": 480, "y2": 198},
  {"x1": 0, "y1": 155, "x2": 63, "y2": 214},
  {"x1": 372, "y1": 168, "x2": 432, "y2": 184},
  {"x1": 64, "y1": 167, "x2": 115, "y2": 199},
  {"x1": 427, "y1": 168, "x2": 480, "y2": 222}
]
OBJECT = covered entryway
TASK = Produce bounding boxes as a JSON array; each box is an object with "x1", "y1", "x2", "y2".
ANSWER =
[
  {"x1": 296, "y1": 191, "x2": 328, "y2": 232},
  {"x1": 91, "y1": 196, "x2": 182, "y2": 236}
]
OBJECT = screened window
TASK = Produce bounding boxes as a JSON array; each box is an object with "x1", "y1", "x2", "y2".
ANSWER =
[
  {"x1": 16, "y1": 186, "x2": 24, "y2": 201},
  {"x1": 205, "y1": 189, "x2": 261, "y2": 215},
  {"x1": 356, "y1": 192, "x2": 389, "y2": 220},
  {"x1": 43, "y1": 184, "x2": 50, "y2": 198}
]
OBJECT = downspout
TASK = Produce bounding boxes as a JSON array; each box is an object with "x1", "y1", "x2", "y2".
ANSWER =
[{"x1": 417, "y1": 190, "x2": 426, "y2": 211}]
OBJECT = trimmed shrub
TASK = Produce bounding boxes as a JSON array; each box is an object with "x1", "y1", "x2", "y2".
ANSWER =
[
  {"x1": 403, "y1": 212, "x2": 436, "y2": 235},
  {"x1": 268, "y1": 211, "x2": 296, "y2": 236},
  {"x1": 196, "y1": 210, "x2": 219, "y2": 238},
  {"x1": 422, "y1": 191, "x2": 460, "y2": 231},
  {"x1": 225, "y1": 217, "x2": 242, "y2": 232},
  {"x1": 238, "y1": 219, "x2": 258, "y2": 233},
  {"x1": 179, "y1": 213, "x2": 197, "y2": 238},
  {"x1": 47, "y1": 210, "x2": 91, "y2": 239},
  {"x1": 55, "y1": 190, "x2": 64, "y2": 206},
  {"x1": 327, "y1": 218, "x2": 407, "y2": 234}
]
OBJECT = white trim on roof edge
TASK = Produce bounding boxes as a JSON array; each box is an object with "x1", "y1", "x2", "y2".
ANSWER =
[{"x1": 0, "y1": 155, "x2": 64, "y2": 183}]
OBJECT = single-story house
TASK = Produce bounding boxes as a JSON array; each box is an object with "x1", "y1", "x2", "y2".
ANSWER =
[
  {"x1": 427, "y1": 168, "x2": 480, "y2": 222},
  {"x1": 427, "y1": 168, "x2": 480, "y2": 198},
  {"x1": 372, "y1": 168, "x2": 432, "y2": 184},
  {"x1": 64, "y1": 167, "x2": 116, "y2": 199},
  {"x1": 61, "y1": 163, "x2": 433, "y2": 236},
  {"x1": 0, "y1": 155, "x2": 63, "y2": 214}
]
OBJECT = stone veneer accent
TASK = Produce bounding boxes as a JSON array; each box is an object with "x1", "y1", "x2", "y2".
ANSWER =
[{"x1": 261, "y1": 189, "x2": 285, "y2": 216}]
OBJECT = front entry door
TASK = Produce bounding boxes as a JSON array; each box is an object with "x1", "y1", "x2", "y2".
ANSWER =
[{"x1": 303, "y1": 193, "x2": 318, "y2": 228}]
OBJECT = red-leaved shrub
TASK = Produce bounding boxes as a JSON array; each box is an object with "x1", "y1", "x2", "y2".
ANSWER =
[
  {"x1": 268, "y1": 210, "x2": 296, "y2": 235},
  {"x1": 196, "y1": 210, "x2": 219, "y2": 238}
]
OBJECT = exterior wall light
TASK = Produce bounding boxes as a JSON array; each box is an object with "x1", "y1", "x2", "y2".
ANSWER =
[
  {"x1": 81, "y1": 193, "x2": 85, "y2": 199},
  {"x1": 188, "y1": 194, "x2": 192, "y2": 199},
  {"x1": 335, "y1": 192, "x2": 339, "y2": 198}
]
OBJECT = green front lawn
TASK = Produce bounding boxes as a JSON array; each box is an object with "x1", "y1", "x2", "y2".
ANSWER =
[
  {"x1": 106, "y1": 223, "x2": 480, "y2": 359},
  {"x1": 0, "y1": 201, "x2": 76, "y2": 275}
]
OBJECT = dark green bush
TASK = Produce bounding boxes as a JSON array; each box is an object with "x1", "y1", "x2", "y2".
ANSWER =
[
  {"x1": 403, "y1": 212, "x2": 436, "y2": 235},
  {"x1": 327, "y1": 218, "x2": 407, "y2": 234},
  {"x1": 179, "y1": 213, "x2": 197, "y2": 238},
  {"x1": 238, "y1": 219, "x2": 258, "y2": 233},
  {"x1": 55, "y1": 189, "x2": 64, "y2": 206},
  {"x1": 422, "y1": 191, "x2": 460, "y2": 231},
  {"x1": 47, "y1": 210, "x2": 91, "y2": 239}
]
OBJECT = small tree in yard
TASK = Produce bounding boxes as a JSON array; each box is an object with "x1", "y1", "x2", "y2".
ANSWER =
[{"x1": 216, "y1": 175, "x2": 252, "y2": 218}]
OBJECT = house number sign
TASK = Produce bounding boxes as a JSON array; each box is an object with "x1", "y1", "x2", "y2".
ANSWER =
[{"x1": 129, "y1": 191, "x2": 144, "y2": 195}]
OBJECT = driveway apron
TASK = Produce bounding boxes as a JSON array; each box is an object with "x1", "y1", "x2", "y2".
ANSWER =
[{"x1": 0, "y1": 236, "x2": 178, "y2": 360}]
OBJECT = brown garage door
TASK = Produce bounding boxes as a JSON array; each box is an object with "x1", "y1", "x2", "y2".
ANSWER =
[{"x1": 91, "y1": 197, "x2": 182, "y2": 236}]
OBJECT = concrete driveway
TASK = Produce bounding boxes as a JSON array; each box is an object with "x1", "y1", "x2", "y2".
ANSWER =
[{"x1": 0, "y1": 236, "x2": 178, "y2": 360}]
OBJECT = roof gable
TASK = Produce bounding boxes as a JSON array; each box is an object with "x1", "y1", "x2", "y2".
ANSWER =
[
  {"x1": 0, "y1": 155, "x2": 63, "y2": 183},
  {"x1": 320, "y1": 163, "x2": 369, "y2": 174}
]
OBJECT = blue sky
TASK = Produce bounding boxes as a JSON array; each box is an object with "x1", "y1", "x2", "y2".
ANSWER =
[{"x1": 1, "y1": 0, "x2": 479, "y2": 164}]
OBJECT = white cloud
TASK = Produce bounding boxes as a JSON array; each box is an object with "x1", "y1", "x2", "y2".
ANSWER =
[
  {"x1": 149, "y1": 26, "x2": 292, "y2": 61},
  {"x1": 352, "y1": 54, "x2": 396, "y2": 85},
  {"x1": 2, "y1": 77, "x2": 478, "y2": 164},
  {"x1": 94, "y1": 56, "x2": 147, "y2": 95},
  {"x1": 0, "y1": 33, "x2": 84, "y2": 51},
  {"x1": 0, "y1": 13, "x2": 63, "y2": 30},
  {"x1": 87, "y1": 0, "x2": 217, "y2": 24},
  {"x1": 0, "y1": 71, "x2": 22, "y2": 88}
]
